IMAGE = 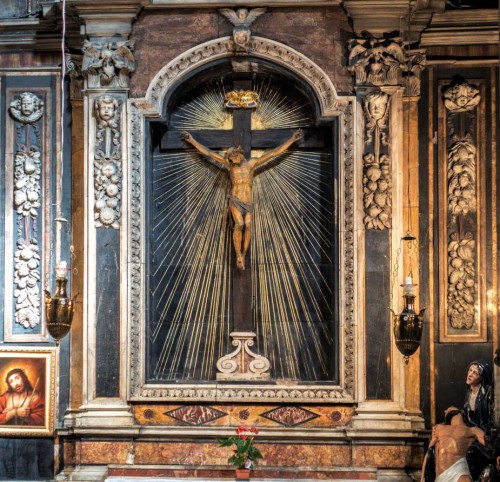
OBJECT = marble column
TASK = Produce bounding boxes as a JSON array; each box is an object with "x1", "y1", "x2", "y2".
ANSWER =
[
  {"x1": 348, "y1": 35, "x2": 425, "y2": 431},
  {"x1": 73, "y1": 8, "x2": 139, "y2": 428}
]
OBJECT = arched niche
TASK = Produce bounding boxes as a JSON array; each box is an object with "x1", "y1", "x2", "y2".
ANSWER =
[{"x1": 127, "y1": 36, "x2": 359, "y2": 403}]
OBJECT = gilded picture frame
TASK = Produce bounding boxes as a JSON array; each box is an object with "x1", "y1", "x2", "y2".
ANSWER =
[{"x1": 0, "y1": 348, "x2": 56, "y2": 436}]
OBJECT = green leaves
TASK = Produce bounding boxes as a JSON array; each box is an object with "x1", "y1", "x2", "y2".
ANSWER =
[{"x1": 217, "y1": 428, "x2": 264, "y2": 468}]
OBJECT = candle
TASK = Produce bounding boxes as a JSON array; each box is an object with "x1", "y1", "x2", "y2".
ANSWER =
[
  {"x1": 405, "y1": 275, "x2": 413, "y2": 285},
  {"x1": 55, "y1": 260, "x2": 67, "y2": 279}
]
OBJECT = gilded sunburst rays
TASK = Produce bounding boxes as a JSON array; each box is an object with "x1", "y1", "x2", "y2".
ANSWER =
[
  {"x1": 150, "y1": 152, "x2": 232, "y2": 380},
  {"x1": 148, "y1": 78, "x2": 335, "y2": 381},
  {"x1": 252, "y1": 79, "x2": 312, "y2": 130},
  {"x1": 172, "y1": 84, "x2": 232, "y2": 130},
  {"x1": 253, "y1": 151, "x2": 334, "y2": 380}
]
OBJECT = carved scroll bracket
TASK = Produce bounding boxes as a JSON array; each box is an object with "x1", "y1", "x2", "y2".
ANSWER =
[{"x1": 216, "y1": 332, "x2": 271, "y2": 381}]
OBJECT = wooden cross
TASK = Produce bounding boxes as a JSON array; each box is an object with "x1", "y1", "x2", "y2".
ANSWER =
[{"x1": 160, "y1": 78, "x2": 325, "y2": 332}]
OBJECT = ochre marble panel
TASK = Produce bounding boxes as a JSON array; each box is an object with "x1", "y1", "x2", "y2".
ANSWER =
[
  {"x1": 133, "y1": 442, "x2": 350, "y2": 468},
  {"x1": 133, "y1": 404, "x2": 354, "y2": 428},
  {"x1": 108, "y1": 466, "x2": 377, "y2": 480},
  {"x1": 80, "y1": 441, "x2": 130, "y2": 465},
  {"x1": 134, "y1": 442, "x2": 228, "y2": 465},
  {"x1": 352, "y1": 445, "x2": 408, "y2": 468},
  {"x1": 261, "y1": 444, "x2": 351, "y2": 467},
  {"x1": 63, "y1": 440, "x2": 77, "y2": 465}
]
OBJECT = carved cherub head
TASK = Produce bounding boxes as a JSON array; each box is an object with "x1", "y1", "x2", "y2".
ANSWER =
[
  {"x1": 94, "y1": 95, "x2": 119, "y2": 127},
  {"x1": 9, "y1": 92, "x2": 44, "y2": 124}
]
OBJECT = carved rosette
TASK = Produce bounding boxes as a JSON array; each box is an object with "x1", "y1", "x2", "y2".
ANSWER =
[
  {"x1": 82, "y1": 40, "x2": 135, "y2": 89},
  {"x1": 13, "y1": 239, "x2": 41, "y2": 328},
  {"x1": 362, "y1": 91, "x2": 391, "y2": 230},
  {"x1": 216, "y1": 332, "x2": 271, "y2": 381},
  {"x1": 93, "y1": 95, "x2": 122, "y2": 229},
  {"x1": 348, "y1": 37, "x2": 406, "y2": 87},
  {"x1": 443, "y1": 78, "x2": 481, "y2": 331}
]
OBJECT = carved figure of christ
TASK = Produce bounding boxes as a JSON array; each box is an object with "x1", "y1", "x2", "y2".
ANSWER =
[{"x1": 182, "y1": 129, "x2": 302, "y2": 270}]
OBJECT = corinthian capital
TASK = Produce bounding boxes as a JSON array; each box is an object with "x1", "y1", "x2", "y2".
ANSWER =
[
  {"x1": 82, "y1": 40, "x2": 135, "y2": 89},
  {"x1": 348, "y1": 36, "x2": 406, "y2": 87}
]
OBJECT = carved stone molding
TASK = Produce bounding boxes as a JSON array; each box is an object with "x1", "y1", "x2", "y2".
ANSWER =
[
  {"x1": 348, "y1": 37, "x2": 406, "y2": 87},
  {"x1": 148, "y1": 36, "x2": 344, "y2": 120},
  {"x1": 216, "y1": 332, "x2": 271, "y2": 381},
  {"x1": 362, "y1": 91, "x2": 391, "y2": 230},
  {"x1": 93, "y1": 95, "x2": 122, "y2": 229},
  {"x1": 128, "y1": 36, "x2": 357, "y2": 402},
  {"x1": 219, "y1": 8, "x2": 266, "y2": 53},
  {"x1": 82, "y1": 40, "x2": 135, "y2": 89}
]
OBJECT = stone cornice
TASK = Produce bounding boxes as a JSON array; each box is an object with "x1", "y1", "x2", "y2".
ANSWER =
[
  {"x1": 421, "y1": 9, "x2": 499, "y2": 47},
  {"x1": 342, "y1": 0, "x2": 444, "y2": 43},
  {"x1": 145, "y1": 0, "x2": 341, "y2": 5},
  {"x1": 0, "y1": 17, "x2": 61, "y2": 51}
]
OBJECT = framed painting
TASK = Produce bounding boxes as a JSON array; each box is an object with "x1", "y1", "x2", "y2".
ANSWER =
[{"x1": 0, "y1": 348, "x2": 56, "y2": 436}]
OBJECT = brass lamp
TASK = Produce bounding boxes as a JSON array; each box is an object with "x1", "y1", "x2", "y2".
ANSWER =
[
  {"x1": 390, "y1": 234, "x2": 425, "y2": 364},
  {"x1": 45, "y1": 260, "x2": 75, "y2": 345}
]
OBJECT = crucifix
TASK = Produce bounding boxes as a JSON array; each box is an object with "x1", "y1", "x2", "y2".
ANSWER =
[{"x1": 161, "y1": 77, "x2": 323, "y2": 376}]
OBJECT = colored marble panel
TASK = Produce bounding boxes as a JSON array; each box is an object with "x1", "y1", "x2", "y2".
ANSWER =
[
  {"x1": 364, "y1": 230, "x2": 392, "y2": 400},
  {"x1": 352, "y1": 445, "x2": 407, "y2": 468},
  {"x1": 63, "y1": 440, "x2": 77, "y2": 465},
  {"x1": 134, "y1": 442, "x2": 228, "y2": 466},
  {"x1": 133, "y1": 404, "x2": 354, "y2": 427},
  {"x1": 80, "y1": 441, "x2": 130, "y2": 465},
  {"x1": 95, "y1": 228, "x2": 120, "y2": 397},
  {"x1": 132, "y1": 441, "x2": 350, "y2": 468}
]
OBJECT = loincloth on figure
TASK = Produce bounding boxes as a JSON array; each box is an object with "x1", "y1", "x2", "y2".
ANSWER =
[
  {"x1": 436, "y1": 457, "x2": 471, "y2": 482},
  {"x1": 228, "y1": 196, "x2": 253, "y2": 217}
]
